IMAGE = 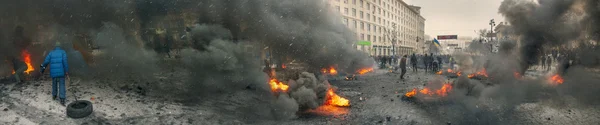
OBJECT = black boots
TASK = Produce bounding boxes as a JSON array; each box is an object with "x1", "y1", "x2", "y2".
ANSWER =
[
  {"x1": 60, "y1": 98, "x2": 66, "y2": 106},
  {"x1": 52, "y1": 95, "x2": 57, "y2": 100}
]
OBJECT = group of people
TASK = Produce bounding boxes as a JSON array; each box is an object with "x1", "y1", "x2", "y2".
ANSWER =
[
  {"x1": 374, "y1": 53, "x2": 454, "y2": 80},
  {"x1": 540, "y1": 51, "x2": 570, "y2": 72}
]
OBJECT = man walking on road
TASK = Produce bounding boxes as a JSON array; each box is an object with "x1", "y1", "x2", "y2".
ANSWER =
[
  {"x1": 41, "y1": 42, "x2": 69, "y2": 106},
  {"x1": 400, "y1": 55, "x2": 407, "y2": 79},
  {"x1": 410, "y1": 53, "x2": 417, "y2": 72}
]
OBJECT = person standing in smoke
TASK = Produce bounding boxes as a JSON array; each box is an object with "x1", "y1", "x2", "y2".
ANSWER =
[
  {"x1": 423, "y1": 54, "x2": 429, "y2": 72},
  {"x1": 436, "y1": 55, "x2": 443, "y2": 69},
  {"x1": 10, "y1": 56, "x2": 27, "y2": 83},
  {"x1": 429, "y1": 53, "x2": 435, "y2": 72},
  {"x1": 400, "y1": 55, "x2": 407, "y2": 79},
  {"x1": 546, "y1": 55, "x2": 552, "y2": 71},
  {"x1": 410, "y1": 53, "x2": 418, "y2": 72},
  {"x1": 41, "y1": 42, "x2": 69, "y2": 106},
  {"x1": 541, "y1": 55, "x2": 546, "y2": 70}
]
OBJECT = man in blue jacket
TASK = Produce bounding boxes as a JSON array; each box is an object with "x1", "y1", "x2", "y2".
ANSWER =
[{"x1": 41, "y1": 42, "x2": 69, "y2": 105}]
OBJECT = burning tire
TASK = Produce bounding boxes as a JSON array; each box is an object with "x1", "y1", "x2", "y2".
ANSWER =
[{"x1": 66, "y1": 100, "x2": 93, "y2": 118}]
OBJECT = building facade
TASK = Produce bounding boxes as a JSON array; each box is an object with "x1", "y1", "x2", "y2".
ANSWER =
[{"x1": 327, "y1": 0, "x2": 425, "y2": 56}]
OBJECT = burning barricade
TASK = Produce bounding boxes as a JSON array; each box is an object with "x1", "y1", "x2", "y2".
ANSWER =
[{"x1": 268, "y1": 73, "x2": 351, "y2": 116}]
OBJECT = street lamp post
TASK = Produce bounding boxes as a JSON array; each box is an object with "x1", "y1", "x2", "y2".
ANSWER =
[{"x1": 489, "y1": 19, "x2": 496, "y2": 53}]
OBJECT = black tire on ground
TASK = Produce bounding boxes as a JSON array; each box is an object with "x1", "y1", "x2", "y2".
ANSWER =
[{"x1": 66, "y1": 100, "x2": 93, "y2": 118}]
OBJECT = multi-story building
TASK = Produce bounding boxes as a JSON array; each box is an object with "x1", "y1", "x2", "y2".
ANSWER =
[{"x1": 327, "y1": 0, "x2": 425, "y2": 56}]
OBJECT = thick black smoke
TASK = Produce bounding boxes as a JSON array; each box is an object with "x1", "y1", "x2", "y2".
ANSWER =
[
  {"x1": 1, "y1": 0, "x2": 370, "y2": 120},
  {"x1": 421, "y1": 0, "x2": 600, "y2": 124}
]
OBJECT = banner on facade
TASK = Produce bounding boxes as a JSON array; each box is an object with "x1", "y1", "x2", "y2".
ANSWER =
[
  {"x1": 357, "y1": 41, "x2": 372, "y2": 46},
  {"x1": 437, "y1": 35, "x2": 458, "y2": 40}
]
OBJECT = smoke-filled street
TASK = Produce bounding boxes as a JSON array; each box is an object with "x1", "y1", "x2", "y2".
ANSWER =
[{"x1": 3, "y1": 0, "x2": 600, "y2": 124}]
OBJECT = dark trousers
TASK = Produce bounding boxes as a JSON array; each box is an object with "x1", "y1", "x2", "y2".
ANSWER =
[
  {"x1": 412, "y1": 64, "x2": 417, "y2": 72},
  {"x1": 401, "y1": 68, "x2": 407, "y2": 79},
  {"x1": 424, "y1": 63, "x2": 428, "y2": 72},
  {"x1": 52, "y1": 77, "x2": 66, "y2": 99}
]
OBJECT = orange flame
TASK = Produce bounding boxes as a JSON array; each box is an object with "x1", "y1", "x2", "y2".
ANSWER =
[
  {"x1": 357, "y1": 68, "x2": 374, "y2": 75},
  {"x1": 21, "y1": 50, "x2": 35, "y2": 74},
  {"x1": 436, "y1": 70, "x2": 443, "y2": 75},
  {"x1": 404, "y1": 88, "x2": 417, "y2": 97},
  {"x1": 324, "y1": 88, "x2": 350, "y2": 107},
  {"x1": 435, "y1": 83, "x2": 453, "y2": 97},
  {"x1": 321, "y1": 67, "x2": 338, "y2": 75},
  {"x1": 468, "y1": 68, "x2": 488, "y2": 78},
  {"x1": 550, "y1": 74, "x2": 564, "y2": 85},
  {"x1": 419, "y1": 88, "x2": 434, "y2": 95},
  {"x1": 404, "y1": 83, "x2": 453, "y2": 97},
  {"x1": 281, "y1": 64, "x2": 286, "y2": 69},
  {"x1": 447, "y1": 69, "x2": 454, "y2": 73},
  {"x1": 11, "y1": 70, "x2": 15, "y2": 74},
  {"x1": 456, "y1": 71, "x2": 462, "y2": 76},
  {"x1": 269, "y1": 78, "x2": 289, "y2": 92},
  {"x1": 329, "y1": 67, "x2": 337, "y2": 75}
]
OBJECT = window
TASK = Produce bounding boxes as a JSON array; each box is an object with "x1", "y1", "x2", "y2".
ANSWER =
[
  {"x1": 336, "y1": 6, "x2": 340, "y2": 12},
  {"x1": 344, "y1": 0, "x2": 348, "y2": 3},
  {"x1": 367, "y1": 13, "x2": 370, "y2": 21},
  {"x1": 368, "y1": 35, "x2": 371, "y2": 41},
  {"x1": 360, "y1": 0, "x2": 363, "y2": 7},
  {"x1": 378, "y1": 8, "x2": 381, "y2": 14},
  {"x1": 367, "y1": 23, "x2": 371, "y2": 31},
  {"x1": 343, "y1": 18, "x2": 348, "y2": 25},
  {"x1": 361, "y1": 34, "x2": 365, "y2": 40},
  {"x1": 352, "y1": 9, "x2": 356, "y2": 17},
  {"x1": 353, "y1": 0, "x2": 356, "y2": 4},
  {"x1": 353, "y1": 20, "x2": 357, "y2": 28},
  {"x1": 360, "y1": 22, "x2": 364, "y2": 30},
  {"x1": 344, "y1": 8, "x2": 348, "y2": 15},
  {"x1": 360, "y1": 11, "x2": 363, "y2": 19},
  {"x1": 367, "y1": 3, "x2": 370, "y2": 10},
  {"x1": 373, "y1": 26, "x2": 377, "y2": 33}
]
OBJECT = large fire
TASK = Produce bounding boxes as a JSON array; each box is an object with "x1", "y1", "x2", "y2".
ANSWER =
[
  {"x1": 435, "y1": 70, "x2": 443, "y2": 75},
  {"x1": 21, "y1": 50, "x2": 35, "y2": 74},
  {"x1": 268, "y1": 78, "x2": 289, "y2": 92},
  {"x1": 357, "y1": 68, "x2": 373, "y2": 75},
  {"x1": 404, "y1": 83, "x2": 453, "y2": 98},
  {"x1": 549, "y1": 74, "x2": 564, "y2": 85},
  {"x1": 324, "y1": 88, "x2": 350, "y2": 107}
]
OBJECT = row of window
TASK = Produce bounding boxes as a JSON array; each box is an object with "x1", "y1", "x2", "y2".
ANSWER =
[{"x1": 333, "y1": 0, "x2": 420, "y2": 30}]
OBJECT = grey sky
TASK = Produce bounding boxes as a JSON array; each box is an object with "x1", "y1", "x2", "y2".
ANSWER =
[{"x1": 405, "y1": 0, "x2": 506, "y2": 39}]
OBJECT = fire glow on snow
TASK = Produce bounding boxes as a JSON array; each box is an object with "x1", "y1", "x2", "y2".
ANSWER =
[{"x1": 549, "y1": 74, "x2": 564, "y2": 85}]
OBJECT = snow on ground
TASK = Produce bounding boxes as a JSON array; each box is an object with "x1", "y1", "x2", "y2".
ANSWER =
[{"x1": 1, "y1": 66, "x2": 600, "y2": 124}]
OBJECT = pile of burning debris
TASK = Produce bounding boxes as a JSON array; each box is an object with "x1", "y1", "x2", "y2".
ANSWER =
[
  {"x1": 436, "y1": 68, "x2": 489, "y2": 80},
  {"x1": 402, "y1": 82, "x2": 454, "y2": 101},
  {"x1": 320, "y1": 67, "x2": 374, "y2": 81}
]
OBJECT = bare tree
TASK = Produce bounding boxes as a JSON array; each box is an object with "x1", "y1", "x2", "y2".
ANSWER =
[{"x1": 383, "y1": 23, "x2": 398, "y2": 56}]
